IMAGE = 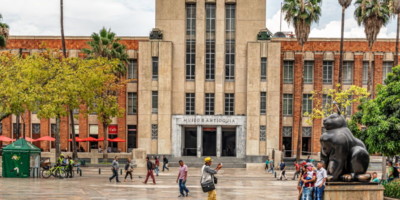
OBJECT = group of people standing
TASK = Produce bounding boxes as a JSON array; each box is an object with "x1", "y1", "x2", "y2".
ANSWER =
[
  {"x1": 56, "y1": 154, "x2": 75, "y2": 178},
  {"x1": 296, "y1": 162, "x2": 327, "y2": 200}
]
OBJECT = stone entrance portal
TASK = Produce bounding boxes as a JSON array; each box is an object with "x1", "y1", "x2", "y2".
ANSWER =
[{"x1": 172, "y1": 115, "x2": 246, "y2": 158}]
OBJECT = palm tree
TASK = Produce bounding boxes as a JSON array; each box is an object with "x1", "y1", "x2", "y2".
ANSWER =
[
  {"x1": 338, "y1": 0, "x2": 353, "y2": 88},
  {"x1": 282, "y1": 0, "x2": 322, "y2": 161},
  {"x1": 0, "y1": 14, "x2": 9, "y2": 48},
  {"x1": 354, "y1": 0, "x2": 391, "y2": 97},
  {"x1": 391, "y1": 0, "x2": 400, "y2": 66},
  {"x1": 83, "y1": 28, "x2": 128, "y2": 157}
]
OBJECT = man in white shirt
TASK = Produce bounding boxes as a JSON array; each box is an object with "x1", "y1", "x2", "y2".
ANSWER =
[{"x1": 314, "y1": 162, "x2": 328, "y2": 200}]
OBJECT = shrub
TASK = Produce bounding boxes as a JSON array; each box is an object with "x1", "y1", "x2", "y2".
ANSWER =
[{"x1": 384, "y1": 179, "x2": 400, "y2": 199}]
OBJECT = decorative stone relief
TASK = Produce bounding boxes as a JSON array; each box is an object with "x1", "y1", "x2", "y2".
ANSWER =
[
  {"x1": 151, "y1": 124, "x2": 158, "y2": 140},
  {"x1": 260, "y1": 126, "x2": 266, "y2": 141}
]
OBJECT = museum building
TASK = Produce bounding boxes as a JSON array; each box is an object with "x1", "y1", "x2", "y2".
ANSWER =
[{"x1": 0, "y1": 0, "x2": 397, "y2": 162}]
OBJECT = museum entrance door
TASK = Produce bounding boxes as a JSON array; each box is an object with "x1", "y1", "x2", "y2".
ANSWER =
[
  {"x1": 183, "y1": 128, "x2": 197, "y2": 156},
  {"x1": 222, "y1": 128, "x2": 236, "y2": 157},
  {"x1": 202, "y1": 128, "x2": 216, "y2": 156}
]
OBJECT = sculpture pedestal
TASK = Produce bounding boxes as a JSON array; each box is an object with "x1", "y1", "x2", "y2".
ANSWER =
[{"x1": 324, "y1": 183, "x2": 384, "y2": 200}]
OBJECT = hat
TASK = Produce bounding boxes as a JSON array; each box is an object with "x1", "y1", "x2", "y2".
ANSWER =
[{"x1": 204, "y1": 157, "x2": 213, "y2": 162}]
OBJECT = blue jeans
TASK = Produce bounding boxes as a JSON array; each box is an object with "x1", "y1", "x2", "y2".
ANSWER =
[
  {"x1": 109, "y1": 169, "x2": 119, "y2": 182},
  {"x1": 154, "y1": 166, "x2": 159, "y2": 176},
  {"x1": 314, "y1": 185, "x2": 325, "y2": 200},
  {"x1": 179, "y1": 179, "x2": 189, "y2": 196},
  {"x1": 301, "y1": 187, "x2": 313, "y2": 200}
]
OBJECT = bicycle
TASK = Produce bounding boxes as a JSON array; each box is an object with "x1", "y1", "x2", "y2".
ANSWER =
[{"x1": 42, "y1": 165, "x2": 68, "y2": 179}]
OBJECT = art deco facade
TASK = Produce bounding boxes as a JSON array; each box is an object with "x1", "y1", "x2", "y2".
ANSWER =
[{"x1": 0, "y1": 0, "x2": 396, "y2": 161}]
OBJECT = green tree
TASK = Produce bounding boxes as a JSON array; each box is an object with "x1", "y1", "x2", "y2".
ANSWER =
[
  {"x1": 83, "y1": 28, "x2": 128, "y2": 157},
  {"x1": 304, "y1": 85, "x2": 370, "y2": 124},
  {"x1": 282, "y1": 0, "x2": 322, "y2": 161},
  {"x1": 350, "y1": 66, "x2": 400, "y2": 179},
  {"x1": 354, "y1": 0, "x2": 391, "y2": 96},
  {"x1": 338, "y1": 0, "x2": 353, "y2": 88},
  {"x1": 389, "y1": 0, "x2": 400, "y2": 66},
  {"x1": 0, "y1": 14, "x2": 9, "y2": 48}
]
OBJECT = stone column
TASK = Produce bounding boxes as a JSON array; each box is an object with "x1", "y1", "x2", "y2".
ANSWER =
[
  {"x1": 217, "y1": 126, "x2": 222, "y2": 157},
  {"x1": 197, "y1": 126, "x2": 203, "y2": 158}
]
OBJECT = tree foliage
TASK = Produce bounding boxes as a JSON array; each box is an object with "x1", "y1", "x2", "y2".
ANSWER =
[
  {"x1": 349, "y1": 66, "x2": 400, "y2": 156},
  {"x1": 0, "y1": 14, "x2": 9, "y2": 48},
  {"x1": 304, "y1": 85, "x2": 370, "y2": 124}
]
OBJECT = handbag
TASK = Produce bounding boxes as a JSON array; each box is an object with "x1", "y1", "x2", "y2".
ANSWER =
[
  {"x1": 200, "y1": 166, "x2": 216, "y2": 193},
  {"x1": 214, "y1": 176, "x2": 218, "y2": 184}
]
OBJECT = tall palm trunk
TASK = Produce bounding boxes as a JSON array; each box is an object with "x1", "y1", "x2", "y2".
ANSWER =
[
  {"x1": 396, "y1": 13, "x2": 400, "y2": 66},
  {"x1": 296, "y1": 47, "x2": 305, "y2": 162},
  {"x1": 60, "y1": 0, "x2": 67, "y2": 57},
  {"x1": 339, "y1": 6, "x2": 346, "y2": 89},
  {"x1": 367, "y1": 51, "x2": 374, "y2": 97}
]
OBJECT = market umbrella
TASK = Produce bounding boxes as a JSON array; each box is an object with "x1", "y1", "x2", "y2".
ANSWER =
[
  {"x1": 0, "y1": 136, "x2": 16, "y2": 142},
  {"x1": 68, "y1": 137, "x2": 86, "y2": 142},
  {"x1": 108, "y1": 137, "x2": 126, "y2": 142},
  {"x1": 84, "y1": 137, "x2": 98, "y2": 142},
  {"x1": 21, "y1": 137, "x2": 36, "y2": 142},
  {"x1": 96, "y1": 137, "x2": 105, "y2": 142},
  {"x1": 35, "y1": 136, "x2": 55, "y2": 142}
]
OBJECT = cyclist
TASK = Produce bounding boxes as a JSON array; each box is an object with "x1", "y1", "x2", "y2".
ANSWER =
[
  {"x1": 66, "y1": 156, "x2": 74, "y2": 178},
  {"x1": 57, "y1": 154, "x2": 65, "y2": 166}
]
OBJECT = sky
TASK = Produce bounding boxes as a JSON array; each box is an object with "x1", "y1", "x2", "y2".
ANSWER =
[{"x1": 0, "y1": 0, "x2": 397, "y2": 38}]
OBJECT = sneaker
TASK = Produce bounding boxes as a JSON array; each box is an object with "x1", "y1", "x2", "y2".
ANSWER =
[
  {"x1": 186, "y1": 193, "x2": 189, "y2": 197},
  {"x1": 109, "y1": 178, "x2": 112, "y2": 182},
  {"x1": 178, "y1": 195, "x2": 184, "y2": 197}
]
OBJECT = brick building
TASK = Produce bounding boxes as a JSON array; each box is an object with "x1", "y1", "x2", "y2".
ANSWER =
[{"x1": 0, "y1": 0, "x2": 396, "y2": 162}]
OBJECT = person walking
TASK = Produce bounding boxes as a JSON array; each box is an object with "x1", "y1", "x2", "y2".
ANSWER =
[
  {"x1": 265, "y1": 159, "x2": 270, "y2": 171},
  {"x1": 109, "y1": 156, "x2": 120, "y2": 183},
  {"x1": 314, "y1": 162, "x2": 327, "y2": 200},
  {"x1": 201, "y1": 157, "x2": 222, "y2": 200},
  {"x1": 278, "y1": 161, "x2": 287, "y2": 180},
  {"x1": 292, "y1": 161, "x2": 301, "y2": 180},
  {"x1": 267, "y1": 159, "x2": 275, "y2": 174},
  {"x1": 387, "y1": 161, "x2": 395, "y2": 182},
  {"x1": 301, "y1": 165, "x2": 316, "y2": 200},
  {"x1": 163, "y1": 156, "x2": 169, "y2": 172},
  {"x1": 143, "y1": 157, "x2": 156, "y2": 184},
  {"x1": 66, "y1": 156, "x2": 74, "y2": 178},
  {"x1": 176, "y1": 160, "x2": 189, "y2": 197},
  {"x1": 124, "y1": 158, "x2": 134, "y2": 182},
  {"x1": 155, "y1": 157, "x2": 160, "y2": 176}
]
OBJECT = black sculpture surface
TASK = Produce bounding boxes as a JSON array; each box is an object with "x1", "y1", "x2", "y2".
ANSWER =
[{"x1": 320, "y1": 113, "x2": 370, "y2": 182}]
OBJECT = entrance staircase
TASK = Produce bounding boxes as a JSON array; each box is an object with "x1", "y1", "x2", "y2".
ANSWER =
[{"x1": 168, "y1": 156, "x2": 247, "y2": 168}]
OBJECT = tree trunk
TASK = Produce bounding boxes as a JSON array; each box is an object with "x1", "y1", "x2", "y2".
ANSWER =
[
  {"x1": 338, "y1": 6, "x2": 346, "y2": 90},
  {"x1": 396, "y1": 13, "x2": 400, "y2": 66},
  {"x1": 69, "y1": 109, "x2": 78, "y2": 159},
  {"x1": 55, "y1": 116, "x2": 61, "y2": 159},
  {"x1": 367, "y1": 51, "x2": 374, "y2": 97},
  {"x1": 60, "y1": 0, "x2": 67, "y2": 58},
  {"x1": 16, "y1": 114, "x2": 20, "y2": 139},
  {"x1": 103, "y1": 122, "x2": 108, "y2": 159},
  {"x1": 296, "y1": 48, "x2": 305, "y2": 162}
]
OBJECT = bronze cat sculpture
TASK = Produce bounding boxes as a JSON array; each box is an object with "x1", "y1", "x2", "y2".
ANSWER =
[{"x1": 320, "y1": 113, "x2": 371, "y2": 182}]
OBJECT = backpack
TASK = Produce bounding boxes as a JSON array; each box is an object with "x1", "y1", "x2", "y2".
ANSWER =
[
  {"x1": 151, "y1": 162, "x2": 156, "y2": 170},
  {"x1": 393, "y1": 167, "x2": 399, "y2": 178},
  {"x1": 125, "y1": 163, "x2": 130, "y2": 171}
]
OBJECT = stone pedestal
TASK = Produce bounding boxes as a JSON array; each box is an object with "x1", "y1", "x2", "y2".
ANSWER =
[{"x1": 324, "y1": 183, "x2": 384, "y2": 200}]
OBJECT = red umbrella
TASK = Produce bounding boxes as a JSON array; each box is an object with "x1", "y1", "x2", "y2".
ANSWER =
[
  {"x1": 84, "y1": 137, "x2": 98, "y2": 142},
  {"x1": 21, "y1": 137, "x2": 36, "y2": 142},
  {"x1": 0, "y1": 136, "x2": 16, "y2": 142},
  {"x1": 35, "y1": 136, "x2": 55, "y2": 142},
  {"x1": 68, "y1": 137, "x2": 86, "y2": 142},
  {"x1": 108, "y1": 137, "x2": 126, "y2": 142},
  {"x1": 96, "y1": 137, "x2": 105, "y2": 142}
]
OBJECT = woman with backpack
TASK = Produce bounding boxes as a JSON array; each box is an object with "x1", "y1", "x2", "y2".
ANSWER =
[{"x1": 124, "y1": 158, "x2": 134, "y2": 182}]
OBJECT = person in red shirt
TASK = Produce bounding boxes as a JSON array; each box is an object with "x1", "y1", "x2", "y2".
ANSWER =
[
  {"x1": 292, "y1": 161, "x2": 301, "y2": 180},
  {"x1": 301, "y1": 165, "x2": 316, "y2": 200},
  {"x1": 155, "y1": 156, "x2": 160, "y2": 176}
]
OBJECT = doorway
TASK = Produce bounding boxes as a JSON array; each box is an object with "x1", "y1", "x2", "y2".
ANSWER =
[
  {"x1": 202, "y1": 128, "x2": 216, "y2": 156},
  {"x1": 222, "y1": 128, "x2": 236, "y2": 157},
  {"x1": 183, "y1": 128, "x2": 197, "y2": 156},
  {"x1": 283, "y1": 136, "x2": 292, "y2": 157}
]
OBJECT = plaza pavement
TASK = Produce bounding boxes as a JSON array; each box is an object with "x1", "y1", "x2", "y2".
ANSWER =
[{"x1": 0, "y1": 167, "x2": 299, "y2": 200}]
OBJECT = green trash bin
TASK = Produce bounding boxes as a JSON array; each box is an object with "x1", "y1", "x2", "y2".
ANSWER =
[{"x1": 2, "y1": 139, "x2": 41, "y2": 178}]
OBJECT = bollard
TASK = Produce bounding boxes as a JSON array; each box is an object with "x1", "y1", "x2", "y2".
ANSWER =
[
  {"x1": 120, "y1": 169, "x2": 122, "y2": 175},
  {"x1": 79, "y1": 169, "x2": 82, "y2": 177},
  {"x1": 274, "y1": 171, "x2": 277, "y2": 178},
  {"x1": 99, "y1": 168, "x2": 101, "y2": 174}
]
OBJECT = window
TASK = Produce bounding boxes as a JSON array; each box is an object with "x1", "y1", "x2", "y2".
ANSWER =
[
  {"x1": 362, "y1": 62, "x2": 370, "y2": 85},
  {"x1": 73, "y1": 109, "x2": 79, "y2": 114},
  {"x1": 283, "y1": 126, "x2": 292, "y2": 137},
  {"x1": 128, "y1": 125, "x2": 137, "y2": 149},
  {"x1": 151, "y1": 124, "x2": 158, "y2": 140},
  {"x1": 152, "y1": 57, "x2": 158, "y2": 80},
  {"x1": 71, "y1": 125, "x2": 79, "y2": 135},
  {"x1": 302, "y1": 94, "x2": 313, "y2": 115},
  {"x1": 0, "y1": 123, "x2": 2, "y2": 135},
  {"x1": 206, "y1": 4, "x2": 216, "y2": 80},
  {"x1": 127, "y1": 92, "x2": 137, "y2": 115},
  {"x1": 152, "y1": 91, "x2": 158, "y2": 114},
  {"x1": 323, "y1": 61, "x2": 333, "y2": 84},
  {"x1": 260, "y1": 126, "x2": 266, "y2": 141},
  {"x1": 342, "y1": 61, "x2": 353, "y2": 85},
  {"x1": 186, "y1": 4, "x2": 196, "y2": 80},
  {"x1": 302, "y1": 127, "x2": 312, "y2": 155},
  {"x1": 260, "y1": 92, "x2": 267, "y2": 115},
  {"x1": 283, "y1": 94, "x2": 293, "y2": 116},
  {"x1": 51, "y1": 124, "x2": 57, "y2": 135},
  {"x1": 302, "y1": 127, "x2": 312, "y2": 137},
  {"x1": 382, "y1": 62, "x2": 393, "y2": 82},
  {"x1": 12, "y1": 123, "x2": 21, "y2": 135},
  {"x1": 261, "y1": 58, "x2": 267, "y2": 81},
  {"x1": 282, "y1": 126, "x2": 293, "y2": 157},
  {"x1": 322, "y1": 94, "x2": 332, "y2": 109},
  {"x1": 224, "y1": 93, "x2": 235, "y2": 115},
  {"x1": 89, "y1": 125, "x2": 98, "y2": 135},
  {"x1": 225, "y1": 4, "x2": 236, "y2": 80},
  {"x1": 185, "y1": 93, "x2": 195, "y2": 115},
  {"x1": 304, "y1": 61, "x2": 314, "y2": 84},
  {"x1": 345, "y1": 95, "x2": 353, "y2": 116},
  {"x1": 32, "y1": 124, "x2": 40, "y2": 134},
  {"x1": 283, "y1": 61, "x2": 294, "y2": 84},
  {"x1": 205, "y1": 93, "x2": 215, "y2": 115},
  {"x1": 127, "y1": 59, "x2": 138, "y2": 80}
]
